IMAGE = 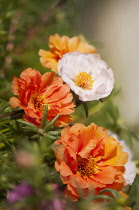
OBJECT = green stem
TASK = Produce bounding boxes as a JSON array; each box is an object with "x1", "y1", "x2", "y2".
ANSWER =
[
  {"x1": 40, "y1": 104, "x2": 48, "y2": 129},
  {"x1": 82, "y1": 102, "x2": 88, "y2": 118}
]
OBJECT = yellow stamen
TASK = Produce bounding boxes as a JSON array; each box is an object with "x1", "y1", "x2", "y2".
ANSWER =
[
  {"x1": 31, "y1": 94, "x2": 46, "y2": 112},
  {"x1": 77, "y1": 156, "x2": 98, "y2": 177},
  {"x1": 75, "y1": 71, "x2": 94, "y2": 89}
]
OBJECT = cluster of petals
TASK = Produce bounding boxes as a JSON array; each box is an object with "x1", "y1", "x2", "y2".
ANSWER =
[
  {"x1": 39, "y1": 33, "x2": 96, "y2": 73},
  {"x1": 9, "y1": 68, "x2": 74, "y2": 127},
  {"x1": 53, "y1": 123, "x2": 136, "y2": 201},
  {"x1": 108, "y1": 132, "x2": 136, "y2": 186},
  {"x1": 58, "y1": 51, "x2": 114, "y2": 101}
]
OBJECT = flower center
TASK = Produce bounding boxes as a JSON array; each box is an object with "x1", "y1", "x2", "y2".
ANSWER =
[
  {"x1": 77, "y1": 156, "x2": 98, "y2": 177},
  {"x1": 75, "y1": 72, "x2": 94, "y2": 89},
  {"x1": 32, "y1": 94, "x2": 46, "y2": 112}
]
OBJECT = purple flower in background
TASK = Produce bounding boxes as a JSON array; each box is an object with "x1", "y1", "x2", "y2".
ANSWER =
[
  {"x1": 7, "y1": 182, "x2": 32, "y2": 203},
  {"x1": 7, "y1": 182, "x2": 65, "y2": 209},
  {"x1": 52, "y1": 184, "x2": 60, "y2": 191},
  {"x1": 41, "y1": 199, "x2": 64, "y2": 210},
  {"x1": 53, "y1": 199, "x2": 63, "y2": 210}
]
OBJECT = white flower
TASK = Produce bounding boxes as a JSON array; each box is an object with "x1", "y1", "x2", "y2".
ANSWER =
[
  {"x1": 108, "y1": 132, "x2": 136, "y2": 186},
  {"x1": 58, "y1": 51, "x2": 114, "y2": 101}
]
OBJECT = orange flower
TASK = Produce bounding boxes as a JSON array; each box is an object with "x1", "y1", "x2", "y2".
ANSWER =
[
  {"x1": 53, "y1": 123, "x2": 128, "y2": 201},
  {"x1": 9, "y1": 68, "x2": 74, "y2": 127},
  {"x1": 39, "y1": 34, "x2": 96, "y2": 73}
]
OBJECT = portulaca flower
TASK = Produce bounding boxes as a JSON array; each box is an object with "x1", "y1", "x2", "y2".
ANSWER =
[
  {"x1": 109, "y1": 132, "x2": 136, "y2": 186},
  {"x1": 58, "y1": 51, "x2": 114, "y2": 101}
]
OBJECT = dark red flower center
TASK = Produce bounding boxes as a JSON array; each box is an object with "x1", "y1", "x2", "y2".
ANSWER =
[
  {"x1": 77, "y1": 156, "x2": 98, "y2": 177},
  {"x1": 32, "y1": 94, "x2": 46, "y2": 112}
]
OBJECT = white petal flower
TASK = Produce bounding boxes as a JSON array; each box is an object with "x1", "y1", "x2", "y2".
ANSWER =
[
  {"x1": 118, "y1": 140, "x2": 136, "y2": 185},
  {"x1": 108, "y1": 132, "x2": 136, "y2": 186},
  {"x1": 58, "y1": 51, "x2": 114, "y2": 101}
]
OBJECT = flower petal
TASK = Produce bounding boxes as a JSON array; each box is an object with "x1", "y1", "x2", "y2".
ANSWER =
[
  {"x1": 9, "y1": 97, "x2": 22, "y2": 108},
  {"x1": 58, "y1": 51, "x2": 114, "y2": 101}
]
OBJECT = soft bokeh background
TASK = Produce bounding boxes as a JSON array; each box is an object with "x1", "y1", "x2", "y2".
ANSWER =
[
  {"x1": 80, "y1": 2, "x2": 139, "y2": 208},
  {"x1": 79, "y1": 0, "x2": 139, "y2": 128}
]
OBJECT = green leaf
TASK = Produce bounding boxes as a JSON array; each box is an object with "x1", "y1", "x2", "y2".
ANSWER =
[
  {"x1": 100, "y1": 188, "x2": 121, "y2": 200},
  {"x1": 31, "y1": 134, "x2": 40, "y2": 139},
  {"x1": 17, "y1": 119, "x2": 38, "y2": 132},
  {"x1": 22, "y1": 126, "x2": 38, "y2": 133},
  {"x1": 82, "y1": 102, "x2": 88, "y2": 117},
  {"x1": 47, "y1": 130, "x2": 61, "y2": 136},
  {"x1": 87, "y1": 194, "x2": 114, "y2": 201},
  {"x1": 40, "y1": 104, "x2": 48, "y2": 129},
  {"x1": 44, "y1": 113, "x2": 60, "y2": 132},
  {"x1": 17, "y1": 119, "x2": 37, "y2": 128},
  {"x1": 44, "y1": 133, "x2": 59, "y2": 140}
]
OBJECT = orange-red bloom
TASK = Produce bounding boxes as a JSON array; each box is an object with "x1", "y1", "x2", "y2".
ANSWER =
[
  {"x1": 39, "y1": 34, "x2": 96, "y2": 73},
  {"x1": 53, "y1": 123, "x2": 128, "y2": 201},
  {"x1": 9, "y1": 68, "x2": 74, "y2": 127}
]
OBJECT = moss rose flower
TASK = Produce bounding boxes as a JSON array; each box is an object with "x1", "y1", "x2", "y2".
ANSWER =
[
  {"x1": 39, "y1": 34, "x2": 96, "y2": 73},
  {"x1": 108, "y1": 132, "x2": 136, "y2": 186},
  {"x1": 9, "y1": 68, "x2": 74, "y2": 127},
  {"x1": 58, "y1": 51, "x2": 114, "y2": 101},
  {"x1": 53, "y1": 123, "x2": 135, "y2": 201}
]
